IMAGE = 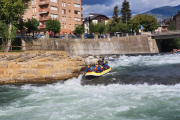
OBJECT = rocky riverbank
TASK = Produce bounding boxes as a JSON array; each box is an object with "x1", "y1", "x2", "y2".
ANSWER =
[{"x1": 0, "y1": 51, "x2": 87, "y2": 85}]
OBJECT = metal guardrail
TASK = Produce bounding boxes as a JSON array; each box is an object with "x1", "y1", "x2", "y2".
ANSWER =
[
  {"x1": 152, "y1": 30, "x2": 180, "y2": 35},
  {"x1": 0, "y1": 45, "x2": 64, "y2": 52}
]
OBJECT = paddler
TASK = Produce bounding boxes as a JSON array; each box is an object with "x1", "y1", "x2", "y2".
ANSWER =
[
  {"x1": 86, "y1": 65, "x2": 92, "y2": 73},
  {"x1": 94, "y1": 62, "x2": 99, "y2": 68},
  {"x1": 103, "y1": 61, "x2": 109, "y2": 70}
]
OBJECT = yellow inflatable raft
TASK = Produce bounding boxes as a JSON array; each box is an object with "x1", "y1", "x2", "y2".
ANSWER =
[{"x1": 85, "y1": 67, "x2": 112, "y2": 77}]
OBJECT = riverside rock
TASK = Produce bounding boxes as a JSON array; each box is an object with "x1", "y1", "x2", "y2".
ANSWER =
[{"x1": 0, "y1": 51, "x2": 86, "y2": 85}]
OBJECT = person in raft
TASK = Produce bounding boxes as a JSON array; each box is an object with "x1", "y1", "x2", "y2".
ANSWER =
[
  {"x1": 103, "y1": 61, "x2": 110, "y2": 70},
  {"x1": 94, "y1": 65, "x2": 102, "y2": 73},
  {"x1": 102, "y1": 58, "x2": 105, "y2": 66},
  {"x1": 86, "y1": 65, "x2": 92, "y2": 73},
  {"x1": 94, "y1": 62, "x2": 99, "y2": 68},
  {"x1": 101, "y1": 66, "x2": 104, "y2": 72}
]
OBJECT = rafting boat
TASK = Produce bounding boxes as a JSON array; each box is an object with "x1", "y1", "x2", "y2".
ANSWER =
[{"x1": 85, "y1": 67, "x2": 112, "y2": 77}]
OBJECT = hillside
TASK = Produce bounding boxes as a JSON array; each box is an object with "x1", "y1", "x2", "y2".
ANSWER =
[{"x1": 142, "y1": 5, "x2": 180, "y2": 19}]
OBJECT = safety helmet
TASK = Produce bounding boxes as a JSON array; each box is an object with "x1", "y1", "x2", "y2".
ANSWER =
[
  {"x1": 88, "y1": 65, "x2": 90, "y2": 67},
  {"x1": 101, "y1": 66, "x2": 103, "y2": 68},
  {"x1": 96, "y1": 65, "x2": 98, "y2": 67},
  {"x1": 104, "y1": 61, "x2": 106, "y2": 63},
  {"x1": 96, "y1": 62, "x2": 98, "y2": 64}
]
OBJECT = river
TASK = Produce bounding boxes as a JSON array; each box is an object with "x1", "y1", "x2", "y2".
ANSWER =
[{"x1": 1, "y1": 53, "x2": 180, "y2": 120}]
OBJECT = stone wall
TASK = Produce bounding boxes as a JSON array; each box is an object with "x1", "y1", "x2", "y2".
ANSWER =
[
  {"x1": 25, "y1": 35, "x2": 154, "y2": 57},
  {"x1": 0, "y1": 51, "x2": 85, "y2": 85}
]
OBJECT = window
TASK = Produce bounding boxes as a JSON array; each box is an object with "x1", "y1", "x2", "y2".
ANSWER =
[
  {"x1": 75, "y1": 17, "x2": 80, "y2": 21},
  {"x1": 75, "y1": 24, "x2": 78, "y2": 27},
  {"x1": 74, "y1": 10, "x2": 80, "y2": 15},
  {"x1": 92, "y1": 20, "x2": 98, "y2": 24},
  {"x1": 51, "y1": 6, "x2": 57, "y2": 11},
  {"x1": 50, "y1": 0, "x2": 57, "y2": 3},
  {"x1": 69, "y1": 17, "x2": 71, "y2": 20},
  {"x1": 32, "y1": 0, "x2": 34, "y2": 5},
  {"x1": 69, "y1": 10, "x2": 71, "y2": 13},
  {"x1": 74, "y1": 4, "x2": 80, "y2": 8},
  {"x1": 69, "y1": 24, "x2": 71, "y2": 27},
  {"x1": 62, "y1": 9, "x2": 66, "y2": 14},
  {"x1": 62, "y1": 16, "x2": 66, "y2": 21},
  {"x1": 62, "y1": 23, "x2": 64, "y2": 29},
  {"x1": 51, "y1": 14, "x2": 58, "y2": 18},
  {"x1": 62, "y1": 1, "x2": 66, "y2": 7},
  {"x1": 64, "y1": 24, "x2": 66, "y2": 29},
  {"x1": 69, "y1": 3, "x2": 71, "y2": 6},
  {"x1": 32, "y1": 7, "x2": 36, "y2": 13},
  {"x1": 34, "y1": 0, "x2": 36, "y2": 5}
]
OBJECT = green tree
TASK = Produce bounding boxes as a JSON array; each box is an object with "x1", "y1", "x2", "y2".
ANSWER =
[
  {"x1": 17, "y1": 17, "x2": 25, "y2": 36},
  {"x1": 168, "y1": 20, "x2": 176, "y2": 31},
  {"x1": 46, "y1": 19, "x2": 61, "y2": 37},
  {"x1": 98, "y1": 21, "x2": 106, "y2": 34},
  {"x1": 89, "y1": 22, "x2": 99, "y2": 34},
  {"x1": 74, "y1": 25, "x2": 85, "y2": 35},
  {"x1": 25, "y1": 18, "x2": 39, "y2": 38},
  {"x1": 112, "y1": 5, "x2": 120, "y2": 23},
  {"x1": 130, "y1": 14, "x2": 158, "y2": 32},
  {"x1": 118, "y1": 21, "x2": 130, "y2": 33},
  {"x1": 0, "y1": 0, "x2": 30, "y2": 51},
  {"x1": 120, "y1": 0, "x2": 131, "y2": 24},
  {"x1": 106, "y1": 19, "x2": 118, "y2": 33}
]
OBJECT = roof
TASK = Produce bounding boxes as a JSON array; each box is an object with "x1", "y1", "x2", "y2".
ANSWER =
[{"x1": 83, "y1": 14, "x2": 109, "y2": 22}]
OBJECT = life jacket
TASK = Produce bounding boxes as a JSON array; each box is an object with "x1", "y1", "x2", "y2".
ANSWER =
[
  {"x1": 104, "y1": 63, "x2": 107, "y2": 68},
  {"x1": 86, "y1": 68, "x2": 91, "y2": 72},
  {"x1": 94, "y1": 67, "x2": 98, "y2": 72}
]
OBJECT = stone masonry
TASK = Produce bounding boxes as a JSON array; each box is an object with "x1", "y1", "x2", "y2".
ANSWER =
[{"x1": 0, "y1": 51, "x2": 86, "y2": 85}]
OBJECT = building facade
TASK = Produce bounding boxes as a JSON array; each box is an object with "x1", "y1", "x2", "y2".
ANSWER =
[
  {"x1": 174, "y1": 10, "x2": 180, "y2": 30},
  {"x1": 23, "y1": 0, "x2": 83, "y2": 35},
  {"x1": 83, "y1": 13, "x2": 109, "y2": 33}
]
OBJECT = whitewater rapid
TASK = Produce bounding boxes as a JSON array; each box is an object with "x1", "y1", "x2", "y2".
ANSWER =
[{"x1": 1, "y1": 53, "x2": 180, "y2": 120}]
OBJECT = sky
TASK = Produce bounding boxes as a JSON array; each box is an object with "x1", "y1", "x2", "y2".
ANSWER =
[{"x1": 81, "y1": 0, "x2": 180, "y2": 18}]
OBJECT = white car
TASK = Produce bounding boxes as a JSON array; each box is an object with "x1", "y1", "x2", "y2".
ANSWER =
[{"x1": 34, "y1": 34, "x2": 46, "y2": 38}]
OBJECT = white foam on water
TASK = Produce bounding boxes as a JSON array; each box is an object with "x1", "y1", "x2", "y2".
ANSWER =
[
  {"x1": 1, "y1": 54, "x2": 180, "y2": 120},
  {"x1": 108, "y1": 53, "x2": 180, "y2": 68}
]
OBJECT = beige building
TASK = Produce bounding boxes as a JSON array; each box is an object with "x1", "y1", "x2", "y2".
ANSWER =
[{"x1": 23, "y1": 0, "x2": 83, "y2": 35}]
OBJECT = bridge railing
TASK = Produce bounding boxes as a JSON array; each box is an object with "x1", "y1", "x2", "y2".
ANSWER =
[{"x1": 152, "y1": 30, "x2": 180, "y2": 35}]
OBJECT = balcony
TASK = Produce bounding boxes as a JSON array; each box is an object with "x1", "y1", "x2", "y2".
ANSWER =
[
  {"x1": 39, "y1": 24, "x2": 46, "y2": 28},
  {"x1": 39, "y1": 16, "x2": 50, "y2": 21},
  {"x1": 81, "y1": 7, "x2": 83, "y2": 11},
  {"x1": 39, "y1": 8, "x2": 50, "y2": 14},
  {"x1": 39, "y1": 0, "x2": 49, "y2": 6}
]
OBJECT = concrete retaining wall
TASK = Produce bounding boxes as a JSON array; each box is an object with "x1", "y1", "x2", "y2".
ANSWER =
[{"x1": 27, "y1": 35, "x2": 154, "y2": 56}]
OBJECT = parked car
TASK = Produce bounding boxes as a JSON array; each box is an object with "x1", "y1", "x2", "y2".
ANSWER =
[
  {"x1": 55, "y1": 34, "x2": 65, "y2": 39},
  {"x1": 34, "y1": 34, "x2": 45, "y2": 38},
  {"x1": 98, "y1": 34, "x2": 107, "y2": 38},
  {"x1": 84, "y1": 33, "x2": 94, "y2": 39},
  {"x1": 72, "y1": 35, "x2": 81, "y2": 38}
]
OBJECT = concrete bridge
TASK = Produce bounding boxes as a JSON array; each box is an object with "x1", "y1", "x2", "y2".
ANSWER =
[{"x1": 151, "y1": 31, "x2": 180, "y2": 40}]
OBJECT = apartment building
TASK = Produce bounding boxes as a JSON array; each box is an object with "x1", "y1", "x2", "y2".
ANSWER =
[{"x1": 23, "y1": 0, "x2": 83, "y2": 34}]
